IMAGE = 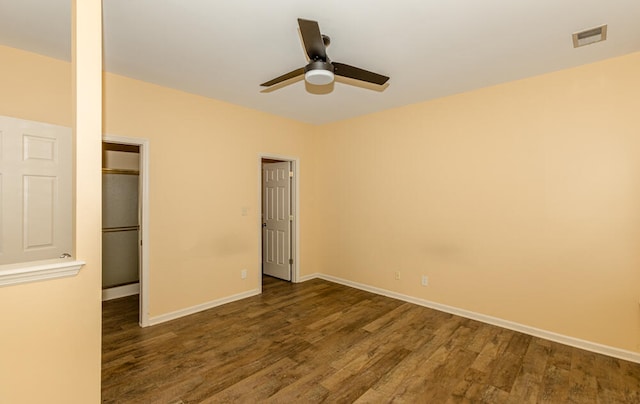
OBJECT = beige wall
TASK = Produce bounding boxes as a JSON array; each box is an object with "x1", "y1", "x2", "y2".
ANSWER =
[
  {"x1": 71, "y1": 0, "x2": 103, "y2": 400},
  {"x1": 0, "y1": 45, "x2": 100, "y2": 402},
  {"x1": 0, "y1": 43, "x2": 318, "y2": 399},
  {"x1": 0, "y1": 0, "x2": 103, "y2": 401},
  {"x1": 0, "y1": 46, "x2": 71, "y2": 125},
  {"x1": 315, "y1": 52, "x2": 640, "y2": 352},
  {"x1": 103, "y1": 71, "x2": 317, "y2": 316}
]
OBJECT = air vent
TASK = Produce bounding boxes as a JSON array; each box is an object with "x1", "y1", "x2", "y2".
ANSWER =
[{"x1": 572, "y1": 24, "x2": 607, "y2": 48}]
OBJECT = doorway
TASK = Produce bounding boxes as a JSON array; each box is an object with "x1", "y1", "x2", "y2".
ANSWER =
[
  {"x1": 102, "y1": 142, "x2": 139, "y2": 302},
  {"x1": 260, "y1": 154, "x2": 299, "y2": 284},
  {"x1": 102, "y1": 135, "x2": 150, "y2": 327}
]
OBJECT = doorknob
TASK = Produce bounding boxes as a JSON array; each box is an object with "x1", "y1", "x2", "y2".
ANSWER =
[{"x1": 262, "y1": 223, "x2": 267, "y2": 228}]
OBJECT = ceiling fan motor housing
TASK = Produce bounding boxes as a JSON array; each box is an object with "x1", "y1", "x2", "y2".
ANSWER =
[{"x1": 304, "y1": 61, "x2": 335, "y2": 85}]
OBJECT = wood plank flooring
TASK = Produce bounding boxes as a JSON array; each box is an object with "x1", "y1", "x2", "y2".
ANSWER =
[{"x1": 102, "y1": 276, "x2": 640, "y2": 403}]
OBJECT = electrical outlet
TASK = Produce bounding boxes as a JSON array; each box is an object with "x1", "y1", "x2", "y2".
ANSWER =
[
  {"x1": 394, "y1": 271, "x2": 400, "y2": 280},
  {"x1": 421, "y1": 275, "x2": 428, "y2": 286},
  {"x1": 241, "y1": 269, "x2": 247, "y2": 279}
]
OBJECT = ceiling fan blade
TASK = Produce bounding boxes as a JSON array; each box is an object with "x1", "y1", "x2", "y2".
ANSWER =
[
  {"x1": 260, "y1": 68, "x2": 305, "y2": 87},
  {"x1": 298, "y1": 18, "x2": 327, "y2": 61},
  {"x1": 333, "y1": 62, "x2": 389, "y2": 86}
]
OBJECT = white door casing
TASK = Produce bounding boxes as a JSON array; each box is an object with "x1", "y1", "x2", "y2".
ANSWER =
[
  {"x1": 0, "y1": 115, "x2": 72, "y2": 265},
  {"x1": 103, "y1": 134, "x2": 150, "y2": 327},
  {"x1": 262, "y1": 161, "x2": 291, "y2": 281}
]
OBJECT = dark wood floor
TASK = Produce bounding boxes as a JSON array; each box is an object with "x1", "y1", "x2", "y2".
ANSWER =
[{"x1": 102, "y1": 276, "x2": 640, "y2": 403}]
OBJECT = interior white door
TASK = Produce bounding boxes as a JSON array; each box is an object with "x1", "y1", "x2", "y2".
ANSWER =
[
  {"x1": 0, "y1": 115, "x2": 72, "y2": 264},
  {"x1": 262, "y1": 161, "x2": 291, "y2": 281}
]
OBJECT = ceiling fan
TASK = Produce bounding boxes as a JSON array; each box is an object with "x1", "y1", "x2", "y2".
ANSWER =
[{"x1": 260, "y1": 18, "x2": 390, "y2": 90}]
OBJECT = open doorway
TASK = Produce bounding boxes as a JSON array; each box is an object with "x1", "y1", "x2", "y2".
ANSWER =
[
  {"x1": 102, "y1": 142, "x2": 140, "y2": 302},
  {"x1": 102, "y1": 135, "x2": 150, "y2": 327},
  {"x1": 260, "y1": 154, "x2": 299, "y2": 284}
]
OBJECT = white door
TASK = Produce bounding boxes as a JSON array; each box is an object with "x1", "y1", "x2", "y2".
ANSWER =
[
  {"x1": 262, "y1": 161, "x2": 291, "y2": 281},
  {"x1": 0, "y1": 115, "x2": 72, "y2": 264}
]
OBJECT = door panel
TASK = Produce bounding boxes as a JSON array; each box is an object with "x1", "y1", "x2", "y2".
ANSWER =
[
  {"x1": 262, "y1": 161, "x2": 291, "y2": 281},
  {"x1": 23, "y1": 175, "x2": 56, "y2": 249},
  {"x1": 0, "y1": 115, "x2": 72, "y2": 264}
]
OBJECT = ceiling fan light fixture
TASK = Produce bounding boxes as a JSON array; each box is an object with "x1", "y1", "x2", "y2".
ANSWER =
[
  {"x1": 304, "y1": 61, "x2": 334, "y2": 85},
  {"x1": 305, "y1": 69, "x2": 334, "y2": 85}
]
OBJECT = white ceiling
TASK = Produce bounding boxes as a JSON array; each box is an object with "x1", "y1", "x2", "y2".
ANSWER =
[{"x1": 1, "y1": 1, "x2": 640, "y2": 124}]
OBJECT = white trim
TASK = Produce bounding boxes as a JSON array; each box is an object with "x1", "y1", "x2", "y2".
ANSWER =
[
  {"x1": 297, "y1": 272, "x2": 319, "y2": 283},
  {"x1": 308, "y1": 273, "x2": 640, "y2": 364},
  {"x1": 258, "y1": 153, "x2": 301, "y2": 287},
  {"x1": 102, "y1": 282, "x2": 139, "y2": 301},
  {"x1": 0, "y1": 259, "x2": 85, "y2": 287},
  {"x1": 103, "y1": 134, "x2": 150, "y2": 327},
  {"x1": 148, "y1": 289, "x2": 260, "y2": 326}
]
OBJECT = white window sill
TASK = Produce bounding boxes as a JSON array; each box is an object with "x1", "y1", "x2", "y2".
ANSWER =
[{"x1": 0, "y1": 258, "x2": 86, "y2": 287}]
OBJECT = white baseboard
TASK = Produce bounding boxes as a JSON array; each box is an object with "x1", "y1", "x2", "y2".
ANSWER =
[
  {"x1": 102, "y1": 283, "x2": 140, "y2": 301},
  {"x1": 297, "y1": 272, "x2": 319, "y2": 283},
  {"x1": 148, "y1": 289, "x2": 261, "y2": 326},
  {"x1": 305, "y1": 273, "x2": 640, "y2": 364}
]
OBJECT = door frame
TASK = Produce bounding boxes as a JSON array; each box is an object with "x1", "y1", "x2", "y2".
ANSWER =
[
  {"x1": 103, "y1": 134, "x2": 150, "y2": 327},
  {"x1": 258, "y1": 153, "x2": 300, "y2": 288}
]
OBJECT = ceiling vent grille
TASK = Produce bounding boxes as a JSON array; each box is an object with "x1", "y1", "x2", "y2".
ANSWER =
[{"x1": 573, "y1": 25, "x2": 607, "y2": 48}]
